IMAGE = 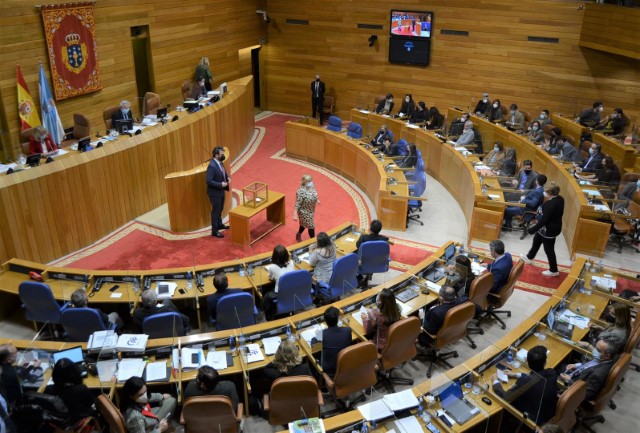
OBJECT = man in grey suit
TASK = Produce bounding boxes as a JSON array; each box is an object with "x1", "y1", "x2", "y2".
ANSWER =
[{"x1": 206, "y1": 146, "x2": 230, "y2": 238}]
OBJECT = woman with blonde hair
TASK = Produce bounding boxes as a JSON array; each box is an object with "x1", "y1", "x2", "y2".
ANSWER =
[
  {"x1": 194, "y1": 56, "x2": 213, "y2": 91},
  {"x1": 293, "y1": 174, "x2": 319, "y2": 241},
  {"x1": 262, "y1": 340, "x2": 312, "y2": 390},
  {"x1": 28, "y1": 125, "x2": 58, "y2": 156}
]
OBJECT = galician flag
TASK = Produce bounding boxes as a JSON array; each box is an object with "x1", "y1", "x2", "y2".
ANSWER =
[{"x1": 38, "y1": 63, "x2": 65, "y2": 145}]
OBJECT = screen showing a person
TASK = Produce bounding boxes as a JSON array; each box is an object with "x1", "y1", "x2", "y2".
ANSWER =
[{"x1": 390, "y1": 11, "x2": 432, "y2": 39}]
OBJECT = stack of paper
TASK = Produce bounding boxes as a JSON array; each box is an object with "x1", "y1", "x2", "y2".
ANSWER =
[
  {"x1": 145, "y1": 361, "x2": 168, "y2": 382},
  {"x1": 116, "y1": 334, "x2": 149, "y2": 352},
  {"x1": 288, "y1": 417, "x2": 325, "y2": 433},
  {"x1": 397, "y1": 302, "x2": 412, "y2": 317},
  {"x1": 116, "y1": 358, "x2": 146, "y2": 382},
  {"x1": 262, "y1": 336, "x2": 282, "y2": 355},
  {"x1": 244, "y1": 344, "x2": 265, "y2": 363},
  {"x1": 471, "y1": 262, "x2": 487, "y2": 276},
  {"x1": 88, "y1": 330, "x2": 118, "y2": 352},
  {"x1": 204, "y1": 351, "x2": 228, "y2": 370},
  {"x1": 559, "y1": 310, "x2": 589, "y2": 329},
  {"x1": 181, "y1": 348, "x2": 204, "y2": 369},
  {"x1": 357, "y1": 399, "x2": 394, "y2": 421},
  {"x1": 382, "y1": 389, "x2": 419, "y2": 411},
  {"x1": 591, "y1": 276, "x2": 616, "y2": 291},
  {"x1": 395, "y1": 416, "x2": 422, "y2": 433}
]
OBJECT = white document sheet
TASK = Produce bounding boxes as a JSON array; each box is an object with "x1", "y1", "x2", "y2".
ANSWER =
[
  {"x1": 205, "y1": 351, "x2": 228, "y2": 370},
  {"x1": 261, "y1": 336, "x2": 282, "y2": 355},
  {"x1": 145, "y1": 361, "x2": 167, "y2": 381},
  {"x1": 357, "y1": 399, "x2": 394, "y2": 421},
  {"x1": 382, "y1": 388, "x2": 419, "y2": 411}
]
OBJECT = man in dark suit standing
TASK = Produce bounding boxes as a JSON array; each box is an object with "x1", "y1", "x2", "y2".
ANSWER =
[
  {"x1": 206, "y1": 146, "x2": 230, "y2": 238},
  {"x1": 492, "y1": 345, "x2": 558, "y2": 431},
  {"x1": 487, "y1": 239, "x2": 513, "y2": 294},
  {"x1": 560, "y1": 336, "x2": 619, "y2": 402},
  {"x1": 321, "y1": 307, "x2": 352, "y2": 378},
  {"x1": 311, "y1": 74, "x2": 326, "y2": 125}
]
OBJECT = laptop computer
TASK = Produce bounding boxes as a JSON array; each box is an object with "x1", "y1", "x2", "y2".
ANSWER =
[
  {"x1": 396, "y1": 286, "x2": 419, "y2": 303},
  {"x1": 156, "y1": 107, "x2": 167, "y2": 120},
  {"x1": 443, "y1": 243, "x2": 456, "y2": 265},
  {"x1": 547, "y1": 307, "x2": 574, "y2": 339},
  {"x1": 439, "y1": 381, "x2": 480, "y2": 425},
  {"x1": 52, "y1": 346, "x2": 87, "y2": 376}
]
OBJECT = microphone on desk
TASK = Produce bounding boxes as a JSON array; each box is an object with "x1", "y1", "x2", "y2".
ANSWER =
[{"x1": 299, "y1": 406, "x2": 309, "y2": 425}]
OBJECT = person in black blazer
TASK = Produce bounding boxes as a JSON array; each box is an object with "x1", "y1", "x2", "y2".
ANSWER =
[
  {"x1": 111, "y1": 100, "x2": 132, "y2": 128},
  {"x1": 260, "y1": 340, "x2": 312, "y2": 395},
  {"x1": 356, "y1": 219, "x2": 389, "y2": 249},
  {"x1": 520, "y1": 182, "x2": 564, "y2": 277},
  {"x1": 503, "y1": 174, "x2": 547, "y2": 229},
  {"x1": 321, "y1": 307, "x2": 352, "y2": 378},
  {"x1": 487, "y1": 240, "x2": 513, "y2": 294},
  {"x1": 419, "y1": 286, "x2": 472, "y2": 347},
  {"x1": 370, "y1": 125, "x2": 391, "y2": 147},
  {"x1": 311, "y1": 74, "x2": 326, "y2": 125},
  {"x1": 492, "y1": 346, "x2": 558, "y2": 431},
  {"x1": 206, "y1": 146, "x2": 230, "y2": 238},
  {"x1": 398, "y1": 94, "x2": 415, "y2": 117},
  {"x1": 560, "y1": 336, "x2": 619, "y2": 402},
  {"x1": 375, "y1": 93, "x2": 394, "y2": 115},
  {"x1": 206, "y1": 272, "x2": 242, "y2": 323},
  {"x1": 575, "y1": 142, "x2": 604, "y2": 173}
]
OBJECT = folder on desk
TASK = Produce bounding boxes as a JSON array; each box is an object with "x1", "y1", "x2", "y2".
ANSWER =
[{"x1": 144, "y1": 361, "x2": 170, "y2": 382}]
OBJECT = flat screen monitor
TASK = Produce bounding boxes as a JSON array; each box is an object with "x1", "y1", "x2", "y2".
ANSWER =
[
  {"x1": 390, "y1": 11, "x2": 433, "y2": 39},
  {"x1": 26, "y1": 154, "x2": 41, "y2": 167},
  {"x1": 388, "y1": 37, "x2": 431, "y2": 66},
  {"x1": 78, "y1": 137, "x2": 91, "y2": 152},
  {"x1": 115, "y1": 118, "x2": 133, "y2": 134},
  {"x1": 52, "y1": 346, "x2": 84, "y2": 364},
  {"x1": 156, "y1": 107, "x2": 167, "y2": 119},
  {"x1": 443, "y1": 243, "x2": 456, "y2": 262}
]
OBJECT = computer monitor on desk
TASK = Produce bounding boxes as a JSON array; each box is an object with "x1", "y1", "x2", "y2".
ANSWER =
[
  {"x1": 116, "y1": 119, "x2": 133, "y2": 134},
  {"x1": 156, "y1": 107, "x2": 167, "y2": 120},
  {"x1": 26, "y1": 154, "x2": 41, "y2": 167}
]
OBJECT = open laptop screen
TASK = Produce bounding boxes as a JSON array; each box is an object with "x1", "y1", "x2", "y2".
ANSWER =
[
  {"x1": 52, "y1": 346, "x2": 84, "y2": 364},
  {"x1": 439, "y1": 381, "x2": 463, "y2": 406},
  {"x1": 443, "y1": 243, "x2": 456, "y2": 262}
]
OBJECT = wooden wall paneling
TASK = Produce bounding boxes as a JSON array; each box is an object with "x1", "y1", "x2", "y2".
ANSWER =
[
  {"x1": 307, "y1": 128, "x2": 325, "y2": 164},
  {"x1": 286, "y1": 123, "x2": 306, "y2": 158},
  {"x1": 324, "y1": 134, "x2": 342, "y2": 172},
  {"x1": 579, "y1": 3, "x2": 640, "y2": 61},
  {"x1": 264, "y1": 0, "x2": 640, "y2": 140},
  {"x1": 593, "y1": 133, "x2": 637, "y2": 170},
  {"x1": 470, "y1": 207, "x2": 503, "y2": 243},
  {"x1": 340, "y1": 140, "x2": 357, "y2": 182}
]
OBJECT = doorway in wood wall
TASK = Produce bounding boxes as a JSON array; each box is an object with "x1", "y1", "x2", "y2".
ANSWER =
[
  {"x1": 238, "y1": 45, "x2": 263, "y2": 110},
  {"x1": 131, "y1": 25, "x2": 155, "y2": 118}
]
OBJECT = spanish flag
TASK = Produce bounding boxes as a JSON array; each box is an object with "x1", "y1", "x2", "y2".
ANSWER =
[{"x1": 16, "y1": 65, "x2": 41, "y2": 130}]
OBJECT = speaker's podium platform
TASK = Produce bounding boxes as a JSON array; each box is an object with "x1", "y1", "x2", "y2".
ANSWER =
[{"x1": 229, "y1": 184, "x2": 285, "y2": 246}]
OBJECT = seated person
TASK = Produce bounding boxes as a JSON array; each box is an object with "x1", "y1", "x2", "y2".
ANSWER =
[
  {"x1": 45, "y1": 358, "x2": 97, "y2": 421},
  {"x1": 70, "y1": 288, "x2": 124, "y2": 329},
  {"x1": 576, "y1": 156, "x2": 621, "y2": 189},
  {"x1": 382, "y1": 137, "x2": 399, "y2": 157},
  {"x1": 362, "y1": 288, "x2": 401, "y2": 351},
  {"x1": 577, "y1": 101, "x2": 604, "y2": 127},
  {"x1": 370, "y1": 125, "x2": 391, "y2": 147},
  {"x1": 487, "y1": 239, "x2": 513, "y2": 294},
  {"x1": 111, "y1": 100, "x2": 133, "y2": 126},
  {"x1": 320, "y1": 307, "x2": 352, "y2": 378},
  {"x1": 426, "y1": 106, "x2": 444, "y2": 130},
  {"x1": 397, "y1": 94, "x2": 415, "y2": 118},
  {"x1": 190, "y1": 76, "x2": 208, "y2": 99},
  {"x1": 488, "y1": 99, "x2": 505, "y2": 123},
  {"x1": 448, "y1": 112, "x2": 470, "y2": 137},
  {"x1": 122, "y1": 376, "x2": 177, "y2": 433},
  {"x1": 511, "y1": 160, "x2": 537, "y2": 192},
  {"x1": 263, "y1": 340, "x2": 313, "y2": 392},
  {"x1": 409, "y1": 101, "x2": 428, "y2": 124},
  {"x1": 484, "y1": 141, "x2": 506, "y2": 169},
  {"x1": 613, "y1": 177, "x2": 640, "y2": 211},
  {"x1": 184, "y1": 365, "x2": 239, "y2": 412},
  {"x1": 453, "y1": 121, "x2": 475, "y2": 146},
  {"x1": 309, "y1": 232, "x2": 337, "y2": 286},
  {"x1": 398, "y1": 143, "x2": 418, "y2": 168},
  {"x1": 375, "y1": 93, "x2": 394, "y2": 115},
  {"x1": 540, "y1": 127, "x2": 562, "y2": 155},
  {"x1": 356, "y1": 219, "x2": 389, "y2": 249},
  {"x1": 445, "y1": 256, "x2": 475, "y2": 297},
  {"x1": 530, "y1": 109, "x2": 551, "y2": 128},
  {"x1": 577, "y1": 303, "x2": 631, "y2": 354},
  {"x1": 527, "y1": 120, "x2": 544, "y2": 143},
  {"x1": 264, "y1": 244, "x2": 296, "y2": 320},
  {"x1": 503, "y1": 174, "x2": 546, "y2": 230},
  {"x1": 559, "y1": 335, "x2": 620, "y2": 402},
  {"x1": 473, "y1": 92, "x2": 491, "y2": 117},
  {"x1": 206, "y1": 272, "x2": 242, "y2": 323},
  {"x1": 28, "y1": 126, "x2": 58, "y2": 156},
  {"x1": 132, "y1": 289, "x2": 190, "y2": 332},
  {"x1": 574, "y1": 142, "x2": 603, "y2": 173},
  {"x1": 495, "y1": 147, "x2": 517, "y2": 177},
  {"x1": 492, "y1": 346, "x2": 558, "y2": 429},
  {"x1": 419, "y1": 286, "x2": 470, "y2": 346},
  {"x1": 505, "y1": 103, "x2": 525, "y2": 131},
  {"x1": 0, "y1": 343, "x2": 42, "y2": 406},
  {"x1": 596, "y1": 107, "x2": 626, "y2": 136},
  {"x1": 557, "y1": 138, "x2": 582, "y2": 163}
]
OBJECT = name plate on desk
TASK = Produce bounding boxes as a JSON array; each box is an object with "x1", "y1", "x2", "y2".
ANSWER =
[
  {"x1": 342, "y1": 295, "x2": 377, "y2": 313},
  {"x1": 48, "y1": 272, "x2": 90, "y2": 283}
]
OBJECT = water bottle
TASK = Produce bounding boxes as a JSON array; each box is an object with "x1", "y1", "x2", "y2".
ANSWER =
[
  {"x1": 506, "y1": 349, "x2": 514, "y2": 365},
  {"x1": 459, "y1": 244, "x2": 465, "y2": 256},
  {"x1": 229, "y1": 336, "x2": 236, "y2": 355},
  {"x1": 133, "y1": 277, "x2": 140, "y2": 294},
  {"x1": 187, "y1": 271, "x2": 193, "y2": 290},
  {"x1": 417, "y1": 401, "x2": 424, "y2": 419},
  {"x1": 286, "y1": 325, "x2": 293, "y2": 342},
  {"x1": 360, "y1": 421, "x2": 368, "y2": 433}
]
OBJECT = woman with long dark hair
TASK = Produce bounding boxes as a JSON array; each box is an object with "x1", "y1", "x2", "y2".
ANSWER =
[
  {"x1": 362, "y1": 288, "x2": 401, "y2": 351},
  {"x1": 121, "y1": 377, "x2": 176, "y2": 433}
]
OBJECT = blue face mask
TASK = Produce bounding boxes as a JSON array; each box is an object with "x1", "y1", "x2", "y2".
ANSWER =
[
  {"x1": 121, "y1": 109, "x2": 129, "y2": 115},
  {"x1": 306, "y1": 182, "x2": 314, "y2": 188},
  {"x1": 592, "y1": 347, "x2": 601, "y2": 361}
]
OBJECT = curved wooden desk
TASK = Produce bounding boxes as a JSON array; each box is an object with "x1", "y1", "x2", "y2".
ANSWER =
[
  {"x1": 0, "y1": 76, "x2": 255, "y2": 264},
  {"x1": 285, "y1": 120, "x2": 409, "y2": 231}
]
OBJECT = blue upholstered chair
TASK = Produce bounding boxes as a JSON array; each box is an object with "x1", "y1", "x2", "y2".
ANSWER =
[
  {"x1": 357, "y1": 241, "x2": 390, "y2": 288},
  {"x1": 317, "y1": 253, "x2": 359, "y2": 301},
  {"x1": 143, "y1": 312, "x2": 186, "y2": 339},
  {"x1": 346, "y1": 122, "x2": 363, "y2": 139},
  {"x1": 326, "y1": 116, "x2": 342, "y2": 132},
  {"x1": 397, "y1": 139, "x2": 409, "y2": 156},
  {"x1": 61, "y1": 308, "x2": 115, "y2": 342},
  {"x1": 407, "y1": 171, "x2": 427, "y2": 227},
  {"x1": 19, "y1": 281, "x2": 69, "y2": 328},
  {"x1": 275, "y1": 270, "x2": 313, "y2": 316},
  {"x1": 214, "y1": 292, "x2": 258, "y2": 331}
]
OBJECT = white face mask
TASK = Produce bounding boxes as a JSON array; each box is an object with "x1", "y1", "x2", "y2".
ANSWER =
[
  {"x1": 482, "y1": 98, "x2": 488, "y2": 103},
  {"x1": 591, "y1": 347, "x2": 601, "y2": 361},
  {"x1": 540, "y1": 113, "x2": 546, "y2": 119},
  {"x1": 589, "y1": 148, "x2": 596, "y2": 155},
  {"x1": 493, "y1": 103, "x2": 498, "y2": 108},
  {"x1": 599, "y1": 106, "x2": 604, "y2": 112},
  {"x1": 121, "y1": 108, "x2": 129, "y2": 115},
  {"x1": 532, "y1": 126, "x2": 539, "y2": 131},
  {"x1": 636, "y1": 180, "x2": 640, "y2": 188},
  {"x1": 405, "y1": 97, "x2": 410, "y2": 103},
  {"x1": 543, "y1": 191, "x2": 549, "y2": 198},
  {"x1": 494, "y1": 146, "x2": 499, "y2": 151},
  {"x1": 306, "y1": 181, "x2": 314, "y2": 188},
  {"x1": 136, "y1": 394, "x2": 148, "y2": 404}
]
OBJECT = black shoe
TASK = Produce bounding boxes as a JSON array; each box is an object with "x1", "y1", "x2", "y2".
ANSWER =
[
  {"x1": 501, "y1": 222, "x2": 512, "y2": 231},
  {"x1": 295, "y1": 233, "x2": 302, "y2": 242},
  {"x1": 212, "y1": 232, "x2": 224, "y2": 238},
  {"x1": 218, "y1": 224, "x2": 230, "y2": 230}
]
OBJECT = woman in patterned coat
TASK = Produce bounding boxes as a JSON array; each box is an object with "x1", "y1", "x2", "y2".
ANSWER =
[{"x1": 293, "y1": 174, "x2": 319, "y2": 241}]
